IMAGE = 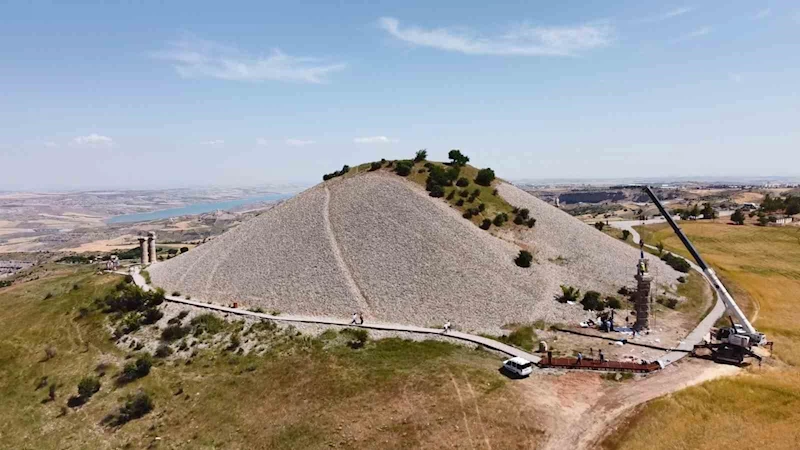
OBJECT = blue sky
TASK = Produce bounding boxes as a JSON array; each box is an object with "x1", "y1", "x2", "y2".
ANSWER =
[{"x1": 2, "y1": 1, "x2": 799, "y2": 190}]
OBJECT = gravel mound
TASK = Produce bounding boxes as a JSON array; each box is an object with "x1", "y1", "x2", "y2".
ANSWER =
[
  {"x1": 150, "y1": 186, "x2": 360, "y2": 317},
  {"x1": 151, "y1": 172, "x2": 679, "y2": 333},
  {"x1": 496, "y1": 182, "x2": 679, "y2": 292}
]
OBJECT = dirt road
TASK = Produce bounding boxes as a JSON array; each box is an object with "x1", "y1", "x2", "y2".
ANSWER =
[{"x1": 517, "y1": 358, "x2": 739, "y2": 450}]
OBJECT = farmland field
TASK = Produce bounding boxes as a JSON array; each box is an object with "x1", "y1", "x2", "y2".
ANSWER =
[{"x1": 604, "y1": 221, "x2": 800, "y2": 450}]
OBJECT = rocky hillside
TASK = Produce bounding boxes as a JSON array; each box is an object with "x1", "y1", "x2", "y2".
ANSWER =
[{"x1": 151, "y1": 159, "x2": 679, "y2": 333}]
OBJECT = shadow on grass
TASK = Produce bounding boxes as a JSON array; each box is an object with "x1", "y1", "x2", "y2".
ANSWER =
[
  {"x1": 67, "y1": 396, "x2": 87, "y2": 408},
  {"x1": 497, "y1": 366, "x2": 528, "y2": 380}
]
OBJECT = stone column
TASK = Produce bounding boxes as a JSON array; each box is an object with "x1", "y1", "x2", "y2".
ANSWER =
[
  {"x1": 138, "y1": 238, "x2": 149, "y2": 265},
  {"x1": 634, "y1": 259, "x2": 652, "y2": 331},
  {"x1": 147, "y1": 232, "x2": 156, "y2": 264}
]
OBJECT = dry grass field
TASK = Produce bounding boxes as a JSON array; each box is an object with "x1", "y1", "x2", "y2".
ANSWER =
[
  {"x1": 604, "y1": 221, "x2": 800, "y2": 450},
  {"x1": 0, "y1": 265, "x2": 542, "y2": 449}
]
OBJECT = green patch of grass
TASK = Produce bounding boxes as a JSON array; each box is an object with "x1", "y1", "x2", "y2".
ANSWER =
[
  {"x1": 139, "y1": 269, "x2": 151, "y2": 284},
  {"x1": 482, "y1": 325, "x2": 538, "y2": 351}
]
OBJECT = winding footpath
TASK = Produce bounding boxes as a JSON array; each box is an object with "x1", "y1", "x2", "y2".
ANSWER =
[{"x1": 128, "y1": 268, "x2": 541, "y2": 363}]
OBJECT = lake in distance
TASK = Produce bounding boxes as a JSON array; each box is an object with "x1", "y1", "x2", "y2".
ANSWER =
[{"x1": 107, "y1": 192, "x2": 293, "y2": 224}]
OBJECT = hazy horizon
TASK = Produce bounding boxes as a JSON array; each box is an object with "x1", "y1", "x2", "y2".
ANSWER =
[{"x1": 3, "y1": 1, "x2": 799, "y2": 190}]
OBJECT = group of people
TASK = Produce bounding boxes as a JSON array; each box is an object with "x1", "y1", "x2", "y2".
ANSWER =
[
  {"x1": 575, "y1": 349, "x2": 606, "y2": 365},
  {"x1": 350, "y1": 312, "x2": 365, "y2": 325}
]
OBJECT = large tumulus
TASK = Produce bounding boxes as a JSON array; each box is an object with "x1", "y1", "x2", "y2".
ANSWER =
[{"x1": 150, "y1": 161, "x2": 679, "y2": 333}]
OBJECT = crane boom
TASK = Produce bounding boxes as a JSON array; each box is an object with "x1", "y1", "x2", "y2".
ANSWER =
[{"x1": 642, "y1": 186, "x2": 762, "y2": 341}]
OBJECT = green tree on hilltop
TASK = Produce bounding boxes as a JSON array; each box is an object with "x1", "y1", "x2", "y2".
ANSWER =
[{"x1": 448, "y1": 149, "x2": 470, "y2": 166}]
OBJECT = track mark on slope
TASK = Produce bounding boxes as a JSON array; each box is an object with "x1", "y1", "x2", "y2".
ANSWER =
[
  {"x1": 402, "y1": 380, "x2": 425, "y2": 447},
  {"x1": 464, "y1": 377, "x2": 493, "y2": 450},
  {"x1": 322, "y1": 185, "x2": 373, "y2": 315},
  {"x1": 449, "y1": 372, "x2": 476, "y2": 450}
]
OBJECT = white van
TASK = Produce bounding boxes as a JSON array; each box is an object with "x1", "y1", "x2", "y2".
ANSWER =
[{"x1": 503, "y1": 357, "x2": 533, "y2": 377}]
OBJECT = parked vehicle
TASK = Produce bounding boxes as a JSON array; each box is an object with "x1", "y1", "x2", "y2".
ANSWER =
[{"x1": 502, "y1": 357, "x2": 533, "y2": 377}]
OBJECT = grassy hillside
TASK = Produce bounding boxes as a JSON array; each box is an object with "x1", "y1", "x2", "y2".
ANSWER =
[
  {"x1": 603, "y1": 221, "x2": 800, "y2": 450},
  {"x1": 0, "y1": 265, "x2": 542, "y2": 449},
  {"x1": 327, "y1": 158, "x2": 527, "y2": 231}
]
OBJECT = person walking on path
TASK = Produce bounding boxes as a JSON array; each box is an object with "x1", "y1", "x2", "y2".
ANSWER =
[
  {"x1": 350, "y1": 312, "x2": 358, "y2": 325},
  {"x1": 576, "y1": 352, "x2": 583, "y2": 365},
  {"x1": 443, "y1": 321, "x2": 451, "y2": 333},
  {"x1": 599, "y1": 349, "x2": 605, "y2": 363},
  {"x1": 357, "y1": 313, "x2": 364, "y2": 325}
]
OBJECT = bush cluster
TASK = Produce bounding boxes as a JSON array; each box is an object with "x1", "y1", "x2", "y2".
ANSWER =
[
  {"x1": 456, "y1": 177, "x2": 469, "y2": 187},
  {"x1": 394, "y1": 160, "x2": 414, "y2": 176},
  {"x1": 154, "y1": 344, "x2": 173, "y2": 358},
  {"x1": 120, "y1": 353, "x2": 152, "y2": 382},
  {"x1": 514, "y1": 250, "x2": 533, "y2": 268},
  {"x1": 657, "y1": 297, "x2": 679, "y2": 309},
  {"x1": 661, "y1": 253, "x2": 690, "y2": 273},
  {"x1": 580, "y1": 291, "x2": 605, "y2": 311},
  {"x1": 161, "y1": 324, "x2": 190, "y2": 342},
  {"x1": 104, "y1": 390, "x2": 153, "y2": 426},
  {"x1": 731, "y1": 209, "x2": 746, "y2": 225},
  {"x1": 429, "y1": 184, "x2": 445, "y2": 198},
  {"x1": 102, "y1": 283, "x2": 165, "y2": 335},
  {"x1": 496, "y1": 326, "x2": 535, "y2": 351},
  {"x1": 474, "y1": 168, "x2": 495, "y2": 186},
  {"x1": 190, "y1": 313, "x2": 226, "y2": 335},
  {"x1": 605, "y1": 296, "x2": 622, "y2": 309},
  {"x1": 77, "y1": 376, "x2": 101, "y2": 400},
  {"x1": 556, "y1": 285, "x2": 580, "y2": 303},
  {"x1": 493, "y1": 213, "x2": 509, "y2": 226},
  {"x1": 322, "y1": 165, "x2": 350, "y2": 181},
  {"x1": 340, "y1": 328, "x2": 369, "y2": 349}
]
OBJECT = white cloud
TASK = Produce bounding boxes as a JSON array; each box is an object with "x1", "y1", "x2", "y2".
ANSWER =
[
  {"x1": 754, "y1": 8, "x2": 771, "y2": 19},
  {"x1": 285, "y1": 138, "x2": 315, "y2": 147},
  {"x1": 72, "y1": 133, "x2": 114, "y2": 147},
  {"x1": 152, "y1": 35, "x2": 346, "y2": 84},
  {"x1": 44, "y1": 141, "x2": 58, "y2": 148},
  {"x1": 353, "y1": 136, "x2": 398, "y2": 144},
  {"x1": 676, "y1": 26, "x2": 712, "y2": 41},
  {"x1": 200, "y1": 139, "x2": 224, "y2": 146},
  {"x1": 256, "y1": 138, "x2": 269, "y2": 146},
  {"x1": 378, "y1": 17, "x2": 613, "y2": 57},
  {"x1": 638, "y1": 7, "x2": 694, "y2": 23}
]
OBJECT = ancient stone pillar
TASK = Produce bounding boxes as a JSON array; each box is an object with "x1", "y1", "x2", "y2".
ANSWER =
[
  {"x1": 138, "y1": 237, "x2": 148, "y2": 265},
  {"x1": 147, "y1": 232, "x2": 156, "y2": 264},
  {"x1": 634, "y1": 258, "x2": 652, "y2": 331}
]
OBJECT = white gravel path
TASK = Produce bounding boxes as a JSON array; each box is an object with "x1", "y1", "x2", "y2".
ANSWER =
[{"x1": 151, "y1": 172, "x2": 681, "y2": 334}]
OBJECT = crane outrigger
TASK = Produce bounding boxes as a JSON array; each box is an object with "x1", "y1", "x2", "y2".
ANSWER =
[{"x1": 643, "y1": 186, "x2": 767, "y2": 364}]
